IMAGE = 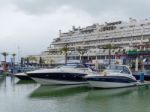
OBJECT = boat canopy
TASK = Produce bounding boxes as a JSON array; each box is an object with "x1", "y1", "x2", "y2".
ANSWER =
[{"x1": 106, "y1": 65, "x2": 131, "y2": 74}]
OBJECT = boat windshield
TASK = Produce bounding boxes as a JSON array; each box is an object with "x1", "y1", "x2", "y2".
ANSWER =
[
  {"x1": 58, "y1": 64, "x2": 86, "y2": 69},
  {"x1": 106, "y1": 65, "x2": 131, "y2": 74}
]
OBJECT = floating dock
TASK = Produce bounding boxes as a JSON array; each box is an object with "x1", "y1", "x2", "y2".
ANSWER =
[{"x1": 136, "y1": 81, "x2": 150, "y2": 86}]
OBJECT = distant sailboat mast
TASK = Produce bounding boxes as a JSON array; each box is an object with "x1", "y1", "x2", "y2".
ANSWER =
[{"x1": 17, "y1": 45, "x2": 21, "y2": 64}]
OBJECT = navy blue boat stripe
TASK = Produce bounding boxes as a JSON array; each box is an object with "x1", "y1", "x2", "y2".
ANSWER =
[
  {"x1": 27, "y1": 73, "x2": 87, "y2": 82},
  {"x1": 86, "y1": 76, "x2": 136, "y2": 83}
]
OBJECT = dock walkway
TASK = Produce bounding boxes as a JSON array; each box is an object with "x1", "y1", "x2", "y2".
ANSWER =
[{"x1": 136, "y1": 81, "x2": 150, "y2": 86}]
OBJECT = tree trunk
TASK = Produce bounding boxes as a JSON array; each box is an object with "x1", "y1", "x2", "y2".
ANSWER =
[
  {"x1": 108, "y1": 49, "x2": 111, "y2": 65},
  {"x1": 4, "y1": 56, "x2": 7, "y2": 71},
  {"x1": 80, "y1": 55, "x2": 82, "y2": 63},
  {"x1": 27, "y1": 58, "x2": 29, "y2": 67},
  {"x1": 4, "y1": 56, "x2": 6, "y2": 63},
  {"x1": 65, "y1": 53, "x2": 67, "y2": 64},
  {"x1": 13, "y1": 57, "x2": 15, "y2": 67},
  {"x1": 14, "y1": 57, "x2": 15, "y2": 64},
  {"x1": 80, "y1": 54, "x2": 84, "y2": 63}
]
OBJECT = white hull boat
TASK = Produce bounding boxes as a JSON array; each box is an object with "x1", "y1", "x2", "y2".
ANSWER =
[
  {"x1": 87, "y1": 79, "x2": 137, "y2": 88},
  {"x1": 85, "y1": 64, "x2": 137, "y2": 88},
  {"x1": 27, "y1": 64, "x2": 92, "y2": 85},
  {"x1": 31, "y1": 78, "x2": 88, "y2": 85}
]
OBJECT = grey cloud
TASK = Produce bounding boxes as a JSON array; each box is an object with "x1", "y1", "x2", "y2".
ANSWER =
[
  {"x1": 11, "y1": 0, "x2": 150, "y2": 18},
  {"x1": 0, "y1": 0, "x2": 150, "y2": 58},
  {"x1": 0, "y1": 0, "x2": 12, "y2": 8},
  {"x1": 12, "y1": 0, "x2": 67, "y2": 15},
  {"x1": 12, "y1": 0, "x2": 121, "y2": 15}
]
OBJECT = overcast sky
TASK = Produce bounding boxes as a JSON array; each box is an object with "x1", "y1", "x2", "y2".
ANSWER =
[{"x1": 0, "y1": 0, "x2": 150, "y2": 61}]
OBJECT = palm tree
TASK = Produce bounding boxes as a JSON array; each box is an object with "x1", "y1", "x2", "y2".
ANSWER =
[
  {"x1": 103, "y1": 44, "x2": 116, "y2": 65},
  {"x1": 24, "y1": 57, "x2": 29, "y2": 66},
  {"x1": 60, "y1": 44, "x2": 69, "y2": 64},
  {"x1": 1, "y1": 52, "x2": 8, "y2": 63},
  {"x1": 1, "y1": 52, "x2": 8, "y2": 71},
  {"x1": 46, "y1": 57, "x2": 55, "y2": 65},
  {"x1": 145, "y1": 38, "x2": 150, "y2": 50},
  {"x1": 28, "y1": 56, "x2": 37, "y2": 65},
  {"x1": 50, "y1": 59, "x2": 55, "y2": 65},
  {"x1": 77, "y1": 46, "x2": 87, "y2": 63},
  {"x1": 147, "y1": 38, "x2": 150, "y2": 44},
  {"x1": 122, "y1": 49, "x2": 126, "y2": 54},
  {"x1": 39, "y1": 57, "x2": 43, "y2": 66}
]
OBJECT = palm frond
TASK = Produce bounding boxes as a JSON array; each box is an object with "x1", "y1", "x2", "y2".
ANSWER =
[
  {"x1": 103, "y1": 44, "x2": 116, "y2": 49},
  {"x1": 12, "y1": 53, "x2": 16, "y2": 57},
  {"x1": 1, "y1": 52, "x2": 9, "y2": 56},
  {"x1": 77, "y1": 47, "x2": 87, "y2": 55}
]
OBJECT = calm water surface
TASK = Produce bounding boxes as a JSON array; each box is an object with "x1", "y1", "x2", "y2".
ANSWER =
[{"x1": 0, "y1": 76, "x2": 150, "y2": 112}]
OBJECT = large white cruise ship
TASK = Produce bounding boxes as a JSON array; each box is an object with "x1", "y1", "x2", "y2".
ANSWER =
[{"x1": 42, "y1": 18, "x2": 150, "y2": 64}]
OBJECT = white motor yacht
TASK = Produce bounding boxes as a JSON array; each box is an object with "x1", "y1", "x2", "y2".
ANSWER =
[
  {"x1": 85, "y1": 64, "x2": 137, "y2": 88},
  {"x1": 27, "y1": 64, "x2": 92, "y2": 85}
]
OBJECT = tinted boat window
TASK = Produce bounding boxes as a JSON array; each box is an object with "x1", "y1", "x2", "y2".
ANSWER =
[
  {"x1": 106, "y1": 65, "x2": 130, "y2": 74},
  {"x1": 123, "y1": 67, "x2": 130, "y2": 74},
  {"x1": 120, "y1": 68, "x2": 130, "y2": 74},
  {"x1": 76, "y1": 65, "x2": 86, "y2": 68},
  {"x1": 107, "y1": 65, "x2": 123, "y2": 71}
]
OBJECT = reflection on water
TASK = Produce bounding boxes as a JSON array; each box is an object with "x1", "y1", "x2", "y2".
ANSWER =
[
  {"x1": 0, "y1": 76, "x2": 5, "y2": 86},
  {"x1": 30, "y1": 85, "x2": 90, "y2": 98},
  {"x1": 86, "y1": 87, "x2": 137, "y2": 100},
  {"x1": 137, "y1": 85, "x2": 150, "y2": 98},
  {"x1": 16, "y1": 80, "x2": 37, "y2": 84},
  {"x1": 0, "y1": 77, "x2": 5, "y2": 82},
  {"x1": 84, "y1": 86, "x2": 150, "y2": 112},
  {"x1": 1, "y1": 77, "x2": 150, "y2": 112}
]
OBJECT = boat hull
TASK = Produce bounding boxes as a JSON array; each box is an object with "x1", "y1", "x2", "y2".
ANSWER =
[
  {"x1": 15, "y1": 75, "x2": 33, "y2": 80},
  {"x1": 86, "y1": 76, "x2": 137, "y2": 88},
  {"x1": 31, "y1": 78, "x2": 88, "y2": 85},
  {"x1": 87, "y1": 81, "x2": 136, "y2": 88},
  {"x1": 14, "y1": 73, "x2": 33, "y2": 80},
  {"x1": 27, "y1": 72, "x2": 88, "y2": 85}
]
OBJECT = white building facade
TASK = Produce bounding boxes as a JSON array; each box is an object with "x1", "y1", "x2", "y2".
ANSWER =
[{"x1": 42, "y1": 18, "x2": 150, "y2": 64}]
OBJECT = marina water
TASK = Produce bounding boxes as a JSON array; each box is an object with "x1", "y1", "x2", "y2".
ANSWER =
[{"x1": 0, "y1": 76, "x2": 150, "y2": 112}]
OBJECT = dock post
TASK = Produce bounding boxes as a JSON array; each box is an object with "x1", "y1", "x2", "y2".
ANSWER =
[{"x1": 140, "y1": 72, "x2": 144, "y2": 83}]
